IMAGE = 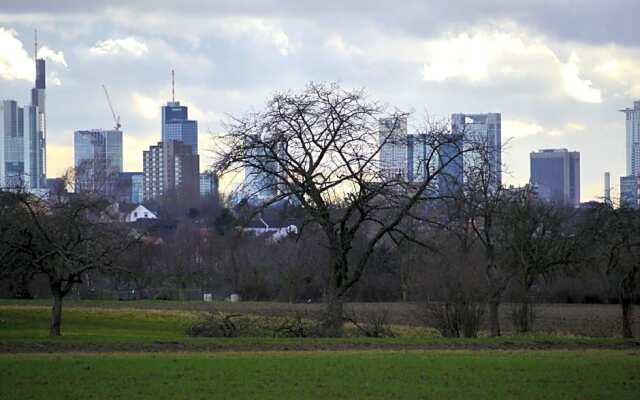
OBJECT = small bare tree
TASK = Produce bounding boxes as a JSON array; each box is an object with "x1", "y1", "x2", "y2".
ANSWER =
[
  {"x1": 0, "y1": 180, "x2": 141, "y2": 336},
  {"x1": 500, "y1": 189, "x2": 578, "y2": 333},
  {"x1": 580, "y1": 204, "x2": 640, "y2": 338},
  {"x1": 215, "y1": 82, "x2": 468, "y2": 334}
]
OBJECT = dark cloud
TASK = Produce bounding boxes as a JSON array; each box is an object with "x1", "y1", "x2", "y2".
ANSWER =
[{"x1": 6, "y1": 0, "x2": 639, "y2": 46}]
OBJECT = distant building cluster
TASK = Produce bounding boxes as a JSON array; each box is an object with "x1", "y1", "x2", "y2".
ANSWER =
[
  {"x1": 68, "y1": 70, "x2": 217, "y2": 211},
  {"x1": 378, "y1": 113, "x2": 499, "y2": 197},
  {"x1": 2, "y1": 33, "x2": 640, "y2": 212}
]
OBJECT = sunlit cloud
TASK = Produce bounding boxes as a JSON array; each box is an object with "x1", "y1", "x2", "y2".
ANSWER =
[
  {"x1": 0, "y1": 27, "x2": 66, "y2": 82},
  {"x1": 90, "y1": 37, "x2": 149, "y2": 57}
]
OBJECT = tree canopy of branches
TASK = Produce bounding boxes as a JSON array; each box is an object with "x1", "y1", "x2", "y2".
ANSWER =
[
  {"x1": 580, "y1": 205, "x2": 640, "y2": 338},
  {"x1": 215, "y1": 82, "x2": 468, "y2": 334},
  {"x1": 0, "y1": 186, "x2": 140, "y2": 336},
  {"x1": 500, "y1": 191, "x2": 578, "y2": 332}
]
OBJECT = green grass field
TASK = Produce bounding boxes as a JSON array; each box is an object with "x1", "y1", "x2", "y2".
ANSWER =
[
  {"x1": 2, "y1": 350, "x2": 639, "y2": 399},
  {"x1": 1, "y1": 301, "x2": 639, "y2": 399}
]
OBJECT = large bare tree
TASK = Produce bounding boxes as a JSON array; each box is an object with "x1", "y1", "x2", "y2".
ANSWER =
[{"x1": 215, "y1": 82, "x2": 467, "y2": 333}]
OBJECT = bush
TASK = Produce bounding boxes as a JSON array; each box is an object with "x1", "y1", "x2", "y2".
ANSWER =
[
  {"x1": 186, "y1": 310, "x2": 325, "y2": 338},
  {"x1": 509, "y1": 302, "x2": 537, "y2": 333},
  {"x1": 344, "y1": 307, "x2": 395, "y2": 338},
  {"x1": 418, "y1": 301, "x2": 484, "y2": 338}
]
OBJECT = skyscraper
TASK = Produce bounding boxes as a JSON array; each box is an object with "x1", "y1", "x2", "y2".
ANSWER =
[
  {"x1": 0, "y1": 34, "x2": 46, "y2": 190},
  {"x1": 161, "y1": 101, "x2": 198, "y2": 155},
  {"x1": 451, "y1": 113, "x2": 502, "y2": 187},
  {"x1": 621, "y1": 101, "x2": 640, "y2": 176},
  {"x1": 437, "y1": 134, "x2": 464, "y2": 197},
  {"x1": 161, "y1": 72, "x2": 198, "y2": 159},
  {"x1": 530, "y1": 149, "x2": 580, "y2": 207},
  {"x1": 241, "y1": 134, "x2": 279, "y2": 200},
  {"x1": 379, "y1": 116, "x2": 408, "y2": 179},
  {"x1": 73, "y1": 129, "x2": 123, "y2": 194}
]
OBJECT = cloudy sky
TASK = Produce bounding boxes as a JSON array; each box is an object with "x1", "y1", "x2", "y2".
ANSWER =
[{"x1": 1, "y1": 0, "x2": 638, "y2": 199}]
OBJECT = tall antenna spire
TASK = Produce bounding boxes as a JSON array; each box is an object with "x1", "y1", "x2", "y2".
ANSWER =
[
  {"x1": 171, "y1": 69, "x2": 175, "y2": 102},
  {"x1": 34, "y1": 29, "x2": 38, "y2": 61}
]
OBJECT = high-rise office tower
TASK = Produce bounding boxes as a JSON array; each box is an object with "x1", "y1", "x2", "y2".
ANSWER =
[
  {"x1": 530, "y1": 149, "x2": 580, "y2": 207},
  {"x1": 437, "y1": 134, "x2": 464, "y2": 197},
  {"x1": 379, "y1": 116, "x2": 408, "y2": 179},
  {"x1": 241, "y1": 134, "x2": 279, "y2": 200},
  {"x1": 161, "y1": 71, "x2": 198, "y2": 160},
  {"x1": 30, "y1": 33, "x2": 46, "y2": 188},
  {"x1": 73, "y1": 129, "x2": 123, "y2": 194},
  {"x1": 451, "y1": 113, "x2": 502, "y2": 187},
  {"x1": 621, "y1": 101, "x2": 640, "y2": 176},
  {"x1": 143, "y1": 140, "x2": 199, "y2": 204},
  {"x1": 0, "y1": 34, "x2": 46, "y2": 190}
]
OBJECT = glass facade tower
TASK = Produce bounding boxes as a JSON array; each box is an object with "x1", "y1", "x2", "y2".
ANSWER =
[{"x1": 161, "y1": 101, "x2": 198, "y2": 156}]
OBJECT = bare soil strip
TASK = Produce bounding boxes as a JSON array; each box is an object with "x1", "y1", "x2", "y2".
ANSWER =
[{"x1": 2, "y1": 339, "x2": 640, "y2": 354}]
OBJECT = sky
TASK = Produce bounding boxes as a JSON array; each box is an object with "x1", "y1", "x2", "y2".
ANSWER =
[{"x1": 0, "y1": 0, "x2": 638, "y2": 200}]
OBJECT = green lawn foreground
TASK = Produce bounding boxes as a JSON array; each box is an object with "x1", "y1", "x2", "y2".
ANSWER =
[{"x1": 1, "y1": 350, "x2": 639, "y2": 400}]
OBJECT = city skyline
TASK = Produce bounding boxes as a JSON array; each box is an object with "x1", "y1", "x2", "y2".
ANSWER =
[{"x1": 0, "y1": 1, "x2": 639, "y2": 200}]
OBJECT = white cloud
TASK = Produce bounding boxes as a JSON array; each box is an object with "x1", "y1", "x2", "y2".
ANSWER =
[
  {"x1": 325, "y1": 33, "x2": 363, "y2": 57},
  {"x1": 39, "y1": 46, "x2": 67, "y2": 67},
  {"x1": 503, "y1": 119, "x2": 544, "y2": 139},
  {"x1": 504, "y1": 119, "x2": 587, "y2": 139},
  {"x1": 421, "y1": 24, "x2": 603, "y2": 103},
  {"x1": 131, "y1": 91, "x2": 159, "y2": 120},
  {"x1": 48, "y1": 71, "x2": 62, "y2": 86},
  {"x1": 560, "y1": 53, "x2": 602, "y2": 103},
  {"x1": 90, "y1": 37, "x2": 149, "y2": 57},
  {"x1": 218, "y1": 17, "x2": 293, "y2": 56},
  {"x1": 0, "y1": 27, "x2": 66, "y2": 82}
]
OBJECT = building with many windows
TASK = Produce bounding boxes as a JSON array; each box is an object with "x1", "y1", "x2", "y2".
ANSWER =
[
  {"x1": 73, "y1": 129, "x2": 122, "y2": 194},
  {"x1": 620, "y1": 175, "x2": 640, "y2": 209},
  {"x1": 530, "y1": 149, "x2": 580, "y2": 207},
  {"x1": 200, "y1": 171, "x2": 219, "y2": 199},
  {"x1": 621, "y1": 101, "x2": 640, "y2": 176},
  {"x1": 451, "y1": 112, "x2": 502, "y2": 188},
  {"x1": 143, "y1": 140, "x2": 199, "y2": 205},
  {"x1": 379, "y1": 116, "x2": 408, "y2": 180},
  {"x1": 161, "y1": 101, "x2": 198, "y2": 158}
]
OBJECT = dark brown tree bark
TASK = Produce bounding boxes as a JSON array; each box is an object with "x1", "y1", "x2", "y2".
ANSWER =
[
  {"x1": 621, "y1": 297, "x2": 634, "y2": 338},
  {"x1": 50, "y1": 282, "x2": 63, "y2": 337}
]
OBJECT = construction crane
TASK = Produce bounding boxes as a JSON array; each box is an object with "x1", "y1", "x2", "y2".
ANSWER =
[{"x1": 101, "y1": 84, "x2": 121, "y2": 131}]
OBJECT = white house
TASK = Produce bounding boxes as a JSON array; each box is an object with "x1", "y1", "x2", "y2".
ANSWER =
[
  {"x1": 124, "y1": 204, "x2": 158, "y2": 223},
  {"x1": 242, "y1": 217, "x2": 298, "y2": 242}
]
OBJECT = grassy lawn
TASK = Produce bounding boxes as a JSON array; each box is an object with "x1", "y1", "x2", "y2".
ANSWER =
[
  {"x1": 0, "y1": 304, "x2": 634, "y2": 349},
  {"x1": 1, "y1": 350, "x2": 638, "y2": 399}
]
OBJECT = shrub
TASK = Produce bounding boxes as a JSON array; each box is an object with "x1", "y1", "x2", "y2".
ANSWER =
[
  {"x1": 344, "y1": 307, "x2": 395, "y2": 338},
  {"x1": 418, "y1": 301, "x2": 484, "y2": 338}
]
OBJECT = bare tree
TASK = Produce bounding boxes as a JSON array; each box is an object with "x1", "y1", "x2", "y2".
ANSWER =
[
  {"x1": 580, "y1": 204, "x2": 640, "y2": 338},
  {"x1": 215, "y1": 82, "x2": 467, "y2": 334},
  {"x1": 0, "y1": 184, "x2": 140, "y2": 336},
  {"x1": 500, "y1": 190, "x2": 578, "y2": 333}
]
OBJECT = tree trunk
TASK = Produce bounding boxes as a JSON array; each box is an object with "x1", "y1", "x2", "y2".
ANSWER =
[
  {"x1": 489, "y1": 298, "x2": 501, "y2": 337},
  {"x1": 50, "y1": 282, "x2": 63, "y2": 337},
  {"x1": 324, "y1": 293, "x2": 344, "y2": 337},
  {"x1": 621, "y1": 298, "x2": 634, "y2": 338}
]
